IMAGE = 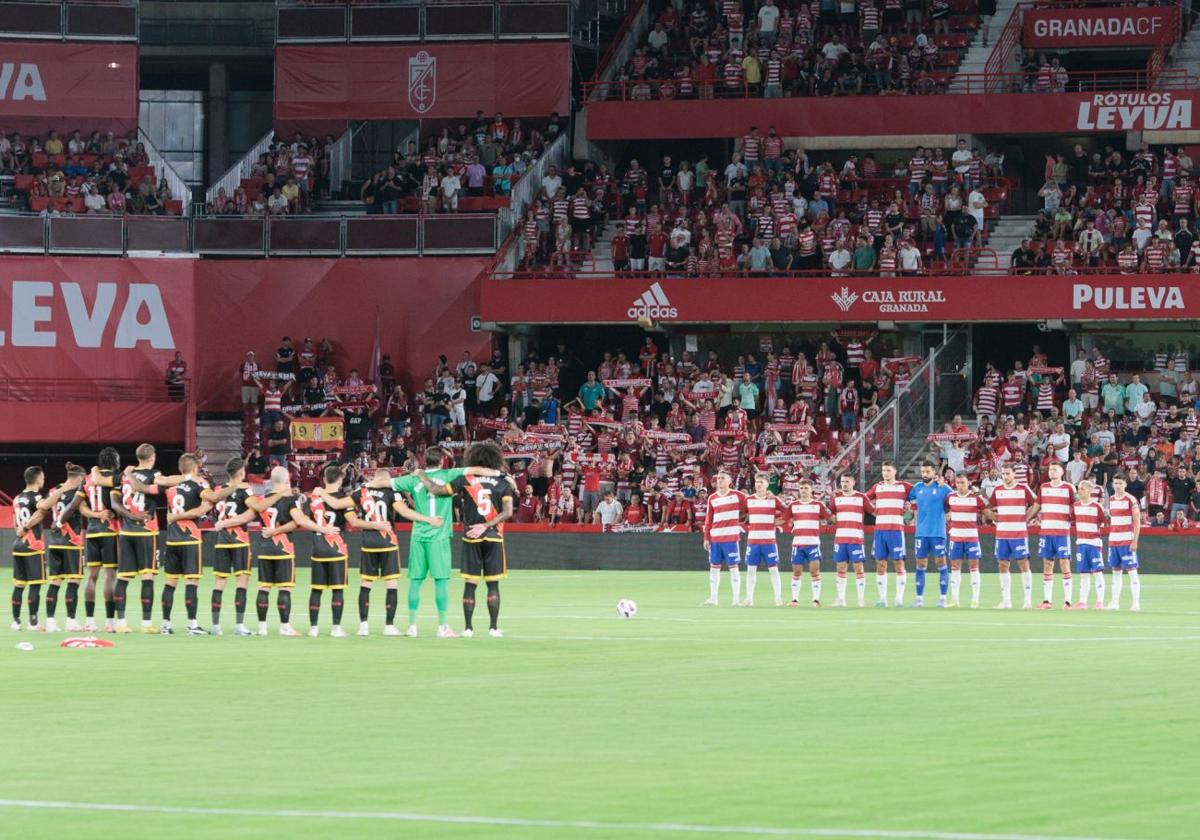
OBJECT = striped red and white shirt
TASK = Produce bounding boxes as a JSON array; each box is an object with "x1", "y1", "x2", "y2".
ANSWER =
[
  {"x1": 988, "y1": 484, "x2": 1035, "y2": 539},
  {"x1": 1107, "y1": 494, "x2": 1138, "y2": 547},
  {"x1": 866, "y1": 481, "x2": 910, "y2": 531},
  {"x1": 746, "y1": 494, "x2": 786, "y2": 544},
  {"x1": 1037, "y1": 481, "x2": 1074, "y2": 537},
  {"x1": 704, "y1": 490, "x2": 746, "y2": 543},
  {"x1": 788, "y1": 499, "x2": 827, "y2": 547},
  {"x1": 832, "y1": 491, "x2": 870, "y2": 544},
  {"x1": 1072, "y1": 501, "x2": 1105, "y2": 547},
  {"x1": 946, "y1": 492, "x2": 986, "y2": 542}
]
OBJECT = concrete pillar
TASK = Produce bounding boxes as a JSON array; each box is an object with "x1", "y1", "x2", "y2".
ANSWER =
[{"x1": 207, "y1": 63, "x2": 229, "y2": 183}]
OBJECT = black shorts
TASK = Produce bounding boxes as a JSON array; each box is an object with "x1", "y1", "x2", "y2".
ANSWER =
[
  {"x1": 213, "y1": 545, "x2": 252, "y2": 578},
  {"x1": 311, "y1": 556, "x2": 348, "y2": 590},
  {"x1": 257, "y1": 556, "x2": 295, "y2": 587},
  {"x1": 461, "y1": 539, "x2": 506, "y2": 582},
  {"x1": 47, "y1": 547, "x2": 85, "y2": 580},
  {"x1": 117, "y1": 534, "x2": 158, "y2": 578},
  {"x1": 13, "y1": 552, "x2": 47, "y2": 586},
  {"x1": 359, "y1": 548, "x2": 401, "y2": 581},
  {"x1": 85, "y1": 535, "x2": 118, "y2": 568},
  {"x1": 163, "y1": 542, "x2": 202, "y2": 580}
]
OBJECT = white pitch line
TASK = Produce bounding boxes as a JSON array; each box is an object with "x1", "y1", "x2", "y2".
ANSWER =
[
  {"x1": 0, "y1": 799, "x2": 1154, "y2": 840},
  {"x1": 511, "y1": 615, "x2": 1200, "y2": 631},
  {"x1": 509, "y1": 634, "x2": 1200, "y2": 644}
]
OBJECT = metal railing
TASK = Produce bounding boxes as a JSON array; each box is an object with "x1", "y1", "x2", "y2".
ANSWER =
[
  {"x1": 204, "y1": 130, "x2": 276, "y2": 211},
  {"x1": 138, "y1": 129, "x2": 193, "y2": 218},
  {"x1": 498, "y1": 131, "x2": 569, "y2": 239},
  {"x1": 275, "y1": 0, "x2": 571, "y2": 43},
  {"x1": 0, "y1": 0, "x2": 137, "y2": 41},
  {"x1": 327, "y1": 126, "x2": 356, "y2": 200},
  {"x1": 0, "y1": 377, "x2": 189, "y2": 403},
  {"x1": 587, "y1": 0, "x2": 649, "y2": 100}
]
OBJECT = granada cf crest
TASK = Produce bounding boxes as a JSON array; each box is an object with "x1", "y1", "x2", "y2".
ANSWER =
[{"x1": 408, "y1": 50, "x2": 437, "y2": 114}]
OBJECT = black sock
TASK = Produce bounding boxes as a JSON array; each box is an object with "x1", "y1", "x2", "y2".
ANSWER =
[
  {"x1": 114, "y1": 579, "x2": 129, "y2": 620},
  {"x1": 385, "y1": 589, "x2": 398, "y2": 625},
  {"x1": 105, "y1": 597, "x2": 116, "y2": 620},
  {"x1": 85, "y1": 595, "x2": 96, "y2": 619},
  {"x1": 358, "y1": 587, "x2": 370, "y2": 622},
  {"x1": 486, "y1": 581, "x2": 501, "y2": 630},
  {"x1": 211, "y1": 588, "x2": 224, "y2": 625},
  {"x1": 185, "y1": 584, "x2": 198, "y2": 621},
  {"x1": 161, "y1": 584, "x2": 175, "y2": 622},
  {"x1": 256, "y1": 589, "x2": 269, "y2": 622},
  {"x1": 65, "y1": 582, "x2": 79, "y2": 619},
  {"x1": 46, "y1": 583, "x2": 60, "y2": 619},
  {"x1": 463, "y1": 582, "x2": 477, "y2": 631},
  {"x1": 27, "y1": 584, "x2": 41, "y2": 626},
  {"x1": 277, "y1": 589, "x2": 292, "y2": 624},
  {"x1": 12, "y1": 587, "x2": 24, "y2": 623},
  {"x1": 140, "y1": 579, "x2": 154, "y2": 621},
  {"x1": 235, "y1": 587, "x2": 247, "y2": 623},
  {"x1": 309, "y1": 590, "x2": 322, "y2": 626},
  {"x1": 332, "y1": 592, "x2": 344, "y2": 625}
]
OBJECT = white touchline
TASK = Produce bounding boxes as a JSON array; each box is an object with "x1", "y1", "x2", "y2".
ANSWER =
[
  {"x1": 510, "y1": 635, "x2": 1200, "y2": 644},
  {"x1": 0, "y1": 799, "x2": 1151, "y2": 840}
]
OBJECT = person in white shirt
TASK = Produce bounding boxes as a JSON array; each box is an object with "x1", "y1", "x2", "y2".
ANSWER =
[
  {"x1": 1134, "y1": 391, "x2": 1157, "y2": 430},
  {"x1": 475, "y1": 365, "x2": 501, "y2": 414},
  {"x1": 967, "y1": 188, "x2": 987, "y2": 242},
  {"x1": 951, "y1": 139, "x2": 972, "y2": 187},
  {"x1": 758, "y1": 0, "x2": 780, "y2": 45},
  {"x1": 1065, "y1": 451, "x2": 1089, "y2": 485},
  {"x1": 647, "y1": 23, "x2": 669, "y2": 52},
  {"x1": 593, "y1": 491, "x2": 623, "y2": 526},
  {"x1": 450, "y1": 379, "x2": 467, "y2": 432},
  {"x1": 1132, "y1": 221, "x2": 1152, "y2": 252},
  {"x1": 898, "y1": 240, "x2": 923, "y2": 274},
  {"x1": 540, "y1": 166, "x2": 562, "y2": 201},
  {"x1": 439, "y1": 171, "x2": 461, "y2": 211},
  {"x1": 828, "y1": 242, "x2": 852, "y2": 276},
  {"x1": 1069, "y1": 350, "x2": 1088, "y2": 390},
  {"x1": 821, "y1": 36, "x2": 849, "y2": 63},
  {"x1": 1124, "y1": 374, "x2": 1148, "y2": 413},
  {"x1": 724, "y1": 155, "x2": 747, "y2": 186},
  {"x1": 1047, "y1": 422, "x2": 1071, "y2": 463}
]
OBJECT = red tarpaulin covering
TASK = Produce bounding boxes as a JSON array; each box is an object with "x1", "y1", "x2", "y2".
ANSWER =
[{"x1": 0, "y1": 42, "x2": 139, "y2": 134}]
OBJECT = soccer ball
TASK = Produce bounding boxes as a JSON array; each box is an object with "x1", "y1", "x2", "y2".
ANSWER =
[{"x1": 616, "y1": 599, "x2": 637, "y2": 618}]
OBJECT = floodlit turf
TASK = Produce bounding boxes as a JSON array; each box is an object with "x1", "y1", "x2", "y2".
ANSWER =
[{"x1": 2, "y1": 568, "x2": 1199, "y2": 840}]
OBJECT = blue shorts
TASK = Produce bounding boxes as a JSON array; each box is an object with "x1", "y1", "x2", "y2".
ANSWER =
[
  {"x1": 833, "y1": 542, "x2": 865, "y2": 564},
  {"x1": 708, "y1": 541, "x2": 741, "y2": 568},
  {"x1": 948, "y1": 540, "x2": 981, "y2": 561},
  {"x1": 995, "y1": 538, "x2": 1030, "y2": 561},
  {"x1": 790, "y1": 545, "x2": 822, "y2": 567},
  {"x1": 1038, "y1": 535, "x2": 1071, "y2": 560},
  {"x1": 746, "y1": 544, "x2": 780, "y2": 568},
  {"x1": 914, "y1": 537, "x2": 947, "y2": 560},
  {"x1": 1075, "y1": 544, "x2": 1105, "y2": 574},
  {"x1": 872, "y1": 530, "x2": 906, "y2": 561},
  {"x1": 1108, "y1": 545, "x2": 1139, "y2": 570}
]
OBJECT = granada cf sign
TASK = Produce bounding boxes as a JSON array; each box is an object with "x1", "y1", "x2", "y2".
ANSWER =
[
  {"x1": 275, "y1": 43, "x2": 571, "y2": 122},
  {"x1": 1023, "y1": 7, "x2": 1179, "y2": 48}
]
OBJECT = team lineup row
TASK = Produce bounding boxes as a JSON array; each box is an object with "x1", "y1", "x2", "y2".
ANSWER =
[
  {"x1": 699, "y1": 461, "x2": 1143, "y2": 611},
  {"x1": 9, "y1": 443, "x2": 517, "y2": 638}
]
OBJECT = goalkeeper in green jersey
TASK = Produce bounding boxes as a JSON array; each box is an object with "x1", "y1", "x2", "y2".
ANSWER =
[{"x1": 370, "y1": 449, "x2": 497, "y2": 637}]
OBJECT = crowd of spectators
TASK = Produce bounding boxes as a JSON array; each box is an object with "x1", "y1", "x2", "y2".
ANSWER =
[
  {"x1": 2, "y1": 128, "x2": 179, "y2": 216},
  {"x1": 207, "y1": 133, "x2": 334, "y2": 216},
  {"x1": 1013, "y1": 142, "x2": 1200, "y2": 274}
]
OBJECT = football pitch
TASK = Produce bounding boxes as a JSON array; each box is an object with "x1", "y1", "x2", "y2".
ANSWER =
[{"x1": 2, "y1": 569, "x2": 1198, "y2": 840}]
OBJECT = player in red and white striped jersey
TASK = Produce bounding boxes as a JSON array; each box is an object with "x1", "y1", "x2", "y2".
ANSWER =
[
  {"x1": 945, "y1": 474, "x2": 987, "y2": 608},
  {"x1": 1106, "y1": 475, "x2": 1142, "y2": 611},
  {"x1": 831, "y1": 473, "x2": 870, "y2": 607},
  {"x1": 987, "y1": 465, "x2": 1039, "y2": 609},
  {"x1": 702, "y1": 471, "x2": 746, "y2": 606},
  {"x1": 1070, "y1": 481, "x2": 1107, "y2": 610},
  {"x1": 1036, "y1": 462, "x2": 1075, "y2": 609},
  {"x1": 743, "y1": 473, "x2": 787, "y2": 606},
  {"x1": 866, "y1": 462, "x2": 910, "y2": 607},
  {"x1": 786, "y1": 480, "x2": 829, "y2": 607}
]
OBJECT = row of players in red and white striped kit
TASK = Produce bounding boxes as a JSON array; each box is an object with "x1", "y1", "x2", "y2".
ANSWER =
[{"x1": 701, "y1": 462, "x2": 1142, "y2": 611}]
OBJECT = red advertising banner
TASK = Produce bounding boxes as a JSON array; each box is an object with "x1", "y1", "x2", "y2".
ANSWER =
[
  {"x1": 1023, "y1": 7, "x2": 1178, "y2": 49},
  {"x1": 0, "y1": 42, "x2": 139, "y2": 133},
  {"x1": 0, "y1": 256, "x2": 195, "y2": 381},
  {"x1": 274, "y1": 43, "x2": 571, "y2": 122},
  {"x1": 481, "y1": 275, "x2": 1200, "y2": 324},
  {"x1": 585, "y1": 90, "x2": 1199, "y2": 139}
]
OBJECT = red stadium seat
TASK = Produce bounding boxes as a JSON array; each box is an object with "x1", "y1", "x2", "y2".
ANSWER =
[
  {"x1": 69, "y1": 197, "x2": 85, "y2": 213},
  {"x1": 29, "y1": 195, "x2": 49, "y2": 212},
  {"x1": 31, "y1": 153, "x2": 48, "y2": 170},
  {"x1": 165, "y1": 199, "x2": 183, "y2": 216},
  {"x1": 14, "y1": 174, "x2": 34, "y2": 193}
]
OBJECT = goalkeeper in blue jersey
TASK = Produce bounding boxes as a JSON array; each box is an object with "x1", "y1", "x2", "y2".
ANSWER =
[{"x1": 906, "y1": 462, "x2": 952, "y2": 608}]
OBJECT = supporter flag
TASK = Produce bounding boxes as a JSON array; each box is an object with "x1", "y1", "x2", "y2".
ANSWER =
[
  {"x1": 291, "y1": 417, "x2": 344, "y2": 451},
  {"x1": 367, "y1": 307, "x2": 382, "y2": 393}
]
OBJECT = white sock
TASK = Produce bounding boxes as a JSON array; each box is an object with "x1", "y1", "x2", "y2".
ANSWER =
[
  {"x1": 811, "y1": 575, "x2": 822, "y2": 603},
  {"x1": 1093, "y1": 572, "x2": 1105, "y2": 606},
  {"x1": 1078, "y1": 574, "x2": 1091, "y2": 604},
  {"x1": 950, "y1": 569, "x2": 962, "y2": 601},
  {"x1": 1042, "y1": 573, "x2": 1054, "y2": 603},
  {"x1": 1128, "y1": 570, "x2": 1140, "y2": 607},
  {"x1": 1062, "y1": 575, "x2": 1073, "y2": 605},
  {"x1": 729, "y1": 567, "x2": 741, "y2": 603},
  {"x1": 970, "y1": 568, "x2": 981, "y2": 602},
  {"x1": 769, "y1": 567, "x2": 782, "y2": 602},
  {"x1": 895, "y1": 571, "x2": 907, "y2": 605},
  {"x1": 709, "y1": 567, "x2": 720, "y2": 601},
  {"x1": 142, "y1": 619, "x2": 152, "y2": 628},
  {"x1": 1020, "y1": 570, "x2": 1033, "y2": 606},
  {"x1": 855, "y1": 572, "x2": 866, "y2": 605},
  {"x1": 835, "y1": 572, "x2": 847, "y2": 603},
  {"x1": 999, "y1": 571, "x2": 1011, "y2": 602},
  {"x1": 876, "y1": 573, "x2": 887, "y2": 602},
  {"x1": 791, "y1": 575, "x2": 802, "y2": 601},
  {"x1": 745, "y1": 567, "x2": 757, "y2": 603},
  {"x1": 1110, "y1": 570, "x2": 1123, "y2": 605}
]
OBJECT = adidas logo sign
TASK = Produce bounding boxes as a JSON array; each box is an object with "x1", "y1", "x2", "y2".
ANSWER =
[{"x1": 627, "y1": 282, "x2": 678, "y2": 320}]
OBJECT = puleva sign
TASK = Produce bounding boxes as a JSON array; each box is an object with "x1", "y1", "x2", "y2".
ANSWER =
[{"x1": 0, "y1": 281, "x2": 176, "y2": 348}]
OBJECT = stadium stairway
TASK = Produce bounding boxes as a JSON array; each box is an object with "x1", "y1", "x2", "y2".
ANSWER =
[
  {"x1": 196, "y1": 418, "x2": 244, "y2": 483},
  {"x1": 984, "y1": 214, "x2": 1037, "y2": 271},
  {"x1": 948, "y1": 0, "x2": 1022, "y2": 93},
  {"x1": 1161, "y1": 21, "x2": 1200, "y2": 82},
  {"x1": 590, "y1": 220, "x2": 619, "y2": 273}
]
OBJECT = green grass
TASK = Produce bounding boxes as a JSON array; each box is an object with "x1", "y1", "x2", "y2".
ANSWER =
[{"x1": 1, "y1": 569, "x2": 1199, "y2": 840}]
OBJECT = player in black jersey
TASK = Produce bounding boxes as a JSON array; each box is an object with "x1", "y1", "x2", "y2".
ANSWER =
[
  {"x1": 79, "y1": 447, "x2": 121, "y2": 632},
  {"x1": 43, "y1": 464, "x2": 88, "y2": 633},
  {"x1": 11, "y1": 467, "x2": 80, "y2": 631},
  {"x1": 354, "y1": 471, "x2": 405, "y2": 636},
  {"x1": 207, "y1": 457, "x2": 256, "y2": 635},
  {"x1": 419, "y1": 441, "x2": 515, "y2": 637}
]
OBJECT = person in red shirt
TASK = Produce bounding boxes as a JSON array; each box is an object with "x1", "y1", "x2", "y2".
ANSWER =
[
  {"x1": 166, "y1": 352, "x2": 187, "y2": 401},
  {"x1": 579, "y1": 462, "x2": 603, "y2": 518},
  {"x1": 514, "y1": 484, "x2": 541, "y2": 523},
  {"x1": 623, "y1": 492, "x2": 647, "y2": 525}
]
